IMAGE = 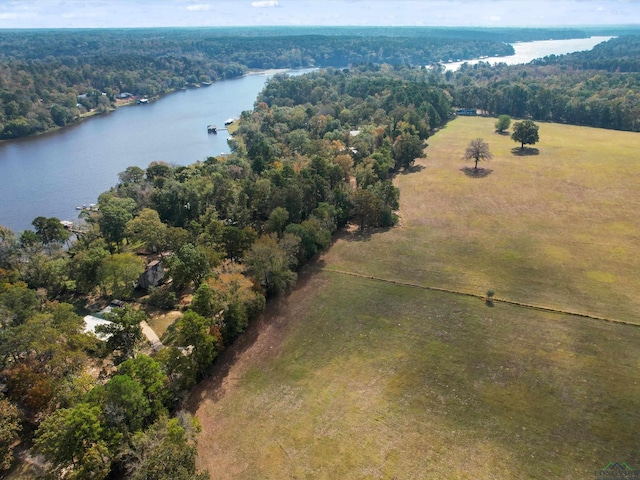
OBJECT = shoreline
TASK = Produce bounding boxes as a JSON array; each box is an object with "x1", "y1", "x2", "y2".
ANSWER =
[{"x1": 0, "y1": 69, "x2": 314, "y2": 144}]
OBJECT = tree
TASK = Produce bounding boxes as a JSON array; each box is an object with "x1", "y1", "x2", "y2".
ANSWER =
[
  {"x1": 117, "y1": 355, "x2": 169, "y2": 417},
  {"x1": 125, "y1": 208, "x2": 168, "y2": 253},
  {"x1": 99, "y1": 374, "x2": 151, "y2": 433},
  {"x1": 34, "y1": 403, "x2": 111, "y2": 480},
  {"x1": 495, "y1": 114, "x2": 511, "y2": 133},
  {"x1": 176, "y1": 311, "x2": 219, "y2": 378},
  {"x1": 266, "y1": 207, "x2": 289, "y2": 236},
  {"x1": 464, "y1": 138, "x2": 493, "y2": 172},
  {"x1": 221, "y1": 226, "x2": 256, "y2": 261},
  {"x1": 119, "y1": 166, "x2": 146, "y2": 184},
  {"x1": 0, "y1": 281, "x2": 39, "y2": 325},
  {"x1": 97, "y1": 305, "x2": 144, "y2": 363},
  {"x1": 98, "y1": 196, "x2": 136, "y2": 252},
  {"x1": 69, "y1": 245, "x2": 109, "y2": 294},
  {"x1": 50, "y1": 104, "x2": 73, "y2": 127},
  {"x1": 391, "y1": 122, "x2": 424, "y2": 170},
  {"x1": 0, "y1": 396, "x2": 21, "y2": 471},
  {"x1": 245, "y1": 234, "x2": 297, "y2": 296},
  {"x1": 350, "y1": 188, "x2": 384, "y2": 230},
  {"x1": 31, "y1": 216, "x2": 70, "y2": 247},
  {"x1": 97, "y1": 253, "x2": 145, "y2": 299},
  {"x1": 154, "y1": 347, "x2": 197, "y2": 404},
  {"x1": 511, "y1": 119, "x2": 540, "y2": 149},
  {"x1": 167, "y1": 244, "x2": 210, "y2": 290},
  {"x1": 190, "y1": 283, "x2": 217, "y2": 318},
  {"x1": 125, "y1": 414, "x2": 209, "y2": 480},
  {"x1": 0, "y1": 225, "x2": 19, "y2": 270}
]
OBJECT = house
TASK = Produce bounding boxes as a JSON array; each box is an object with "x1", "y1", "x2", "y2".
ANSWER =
[{"x1": 136, "y1": 260, "x2": 165, "y2": 290}]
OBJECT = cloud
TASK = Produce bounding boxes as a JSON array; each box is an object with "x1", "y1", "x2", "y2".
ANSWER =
[
  {"x1": 187, "y1": 3, "x2": 211, "y2": 11},
  {"x1": 251, "y1": 0, "x2": 279, "y2": 7}
]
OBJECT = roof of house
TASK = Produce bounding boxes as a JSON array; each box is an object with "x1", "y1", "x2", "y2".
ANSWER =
[{"x1": 83, "y1": 315, "x2": 113, "y2": 340}]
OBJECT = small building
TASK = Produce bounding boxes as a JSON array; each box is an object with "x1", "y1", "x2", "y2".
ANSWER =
[
  {"x1": 83, "y1": 315, "x2": 113, "y2": 340},
  {"x1": 207, "y1": 124, "x2": 217, "y2": 133},
  {"x1": 116, "y1": 92, "x2": 133, "y2": 99},
  {"x1": 456, "y1": 108, "x2": 478, "y2": 116},
  {"x1": 136, "y1": 260, "x2": 165, "y2": 290}
]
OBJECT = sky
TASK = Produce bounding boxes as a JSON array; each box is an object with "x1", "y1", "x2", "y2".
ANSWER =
[{"x1": 0, "y1": 0, "x2": 637, "y2": 28}]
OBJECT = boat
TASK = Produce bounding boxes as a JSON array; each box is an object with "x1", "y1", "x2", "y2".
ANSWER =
[{"x1": 224, "y1": 118, "x2": 235, "y2": 126}]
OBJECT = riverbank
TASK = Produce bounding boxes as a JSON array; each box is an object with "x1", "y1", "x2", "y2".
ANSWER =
[{"x1": 0, "y1": 71, "x2": 290, "y2": 233}]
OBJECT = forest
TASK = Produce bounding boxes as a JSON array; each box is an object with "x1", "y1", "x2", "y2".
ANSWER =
[{"x1": 1, "y1": 26, "x2": 640, "y2": 478}]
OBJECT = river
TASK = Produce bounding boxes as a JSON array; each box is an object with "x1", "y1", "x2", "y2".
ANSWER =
[
  {"x1": 0, "y1": 70, "x2": 313, "y2": 233},
  {"x1": 443, "y1": 36, "x2": 613, "y2": 71},
  {"x1": 0, "y1": 36, "x2": 613, "y2": 233}
]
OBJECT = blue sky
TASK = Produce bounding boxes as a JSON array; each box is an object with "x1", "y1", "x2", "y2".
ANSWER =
[{"x1": 0, "y1": 0, "x2": 637, "y2": 28}]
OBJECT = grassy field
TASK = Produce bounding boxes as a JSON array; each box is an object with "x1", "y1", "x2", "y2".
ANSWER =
[{"x1": 189, "y1": 117, "x2": 640, "y2": 479}]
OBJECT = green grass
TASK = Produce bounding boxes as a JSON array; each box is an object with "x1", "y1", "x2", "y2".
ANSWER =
[
  {"x1": 191, "y1": 118, "x2": 640, "y2": 479},
  {"x1": 325, "y1": 117, "x2": 640, "y2": 323}
]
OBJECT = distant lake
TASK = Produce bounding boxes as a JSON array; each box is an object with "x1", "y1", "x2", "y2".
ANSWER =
[
  {"x1": 0, "y1": 69, "x2": 313, "y2": 233},
  {"x1": 444, "y1": 36, "x2": 614, "y2": 71}
]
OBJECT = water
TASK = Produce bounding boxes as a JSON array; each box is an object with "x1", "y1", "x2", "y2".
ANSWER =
[
  {"x1": 0, "y1": 69, "x2": 312, "y2": 233},
  {"x1": 444, "y1": 36, "x2": 614, "y2": 71}
]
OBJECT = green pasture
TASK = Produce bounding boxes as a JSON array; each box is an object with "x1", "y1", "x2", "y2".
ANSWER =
[
  {"x1": 192, "y1": 117, "x2": 640, "y2": 478},
  {"x1": 194, "y1": 272, "x2": 640, "y2": 479},
  {"x1": 325, "y1": 117, "x2": 640, "y2": 323}
]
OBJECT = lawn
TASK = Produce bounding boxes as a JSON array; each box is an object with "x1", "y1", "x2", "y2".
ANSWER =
[
  {"x1": 189, "y1": 117, "x2": 640, "y2": 479},
  {"x1": 325, "y1": 117, "x2": 640, "y2": 323}
]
